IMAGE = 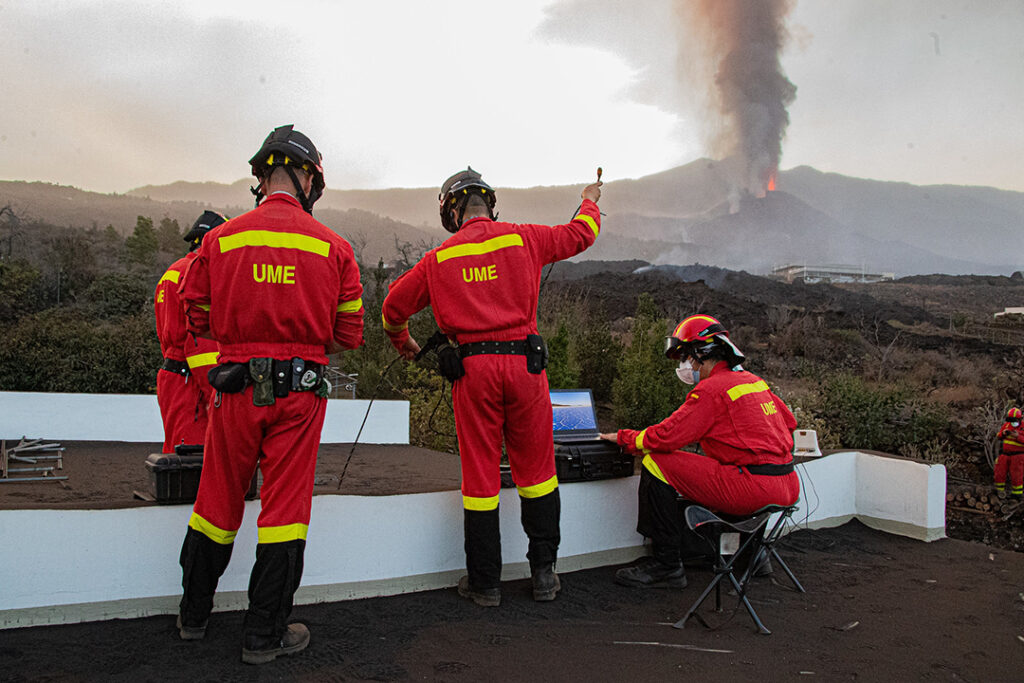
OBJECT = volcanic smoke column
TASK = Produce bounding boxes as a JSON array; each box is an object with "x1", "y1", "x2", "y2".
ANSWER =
[{"x1": 678, "y1": 0, "x2": 797, "y2": 199}]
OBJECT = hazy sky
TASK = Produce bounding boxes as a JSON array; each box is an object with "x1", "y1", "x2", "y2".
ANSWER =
[{"x1": 2, "y1": 0, "x2": 1023, "y2": 194}]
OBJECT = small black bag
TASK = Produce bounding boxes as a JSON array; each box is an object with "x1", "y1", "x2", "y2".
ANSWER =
[
  {"x1": 525, "y1": 334, "x2": 548, "y2": 375},
  {"x1": 437, "y1": 344, "x2": 465, "y2": 382},
  {"x1": 208, "y1": 364, "x2": 250, "y2": 393}
]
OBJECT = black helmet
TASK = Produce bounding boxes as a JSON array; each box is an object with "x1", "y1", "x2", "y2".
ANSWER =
[
  {"x1": 183, "y1": 210, "x2": 228, "y2": 252},
  {"x1": 438, "y1": 166, "x2": 497, "y2": 233},
  {"x1": 248, "y1": 124, "x2": 325, "y2": 213}
]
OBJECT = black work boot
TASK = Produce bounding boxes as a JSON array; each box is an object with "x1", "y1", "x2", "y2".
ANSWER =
[
  {"x1": 531, "y1": 562, "x2": 561, "y2": 601},
  {"x1": 457, "y1": 575, "x2": 501, "y2": 607},
  {"x1": 175, "y1": 614, "x2": 207, "y2": 641},
  {"x1": 241, "y1": 623, "x2": 311, "y2": 665},
  {"x1": 615, "y1": 556, "x2": 687, "y2": 589}
]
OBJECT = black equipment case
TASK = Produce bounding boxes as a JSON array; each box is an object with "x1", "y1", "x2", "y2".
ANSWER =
[
  {"x1": 501, "y1": 441, "x2": 635, "y2": 488},
  {"x1": 145, "y1": 445, "x2": 258, "y2": 504}
]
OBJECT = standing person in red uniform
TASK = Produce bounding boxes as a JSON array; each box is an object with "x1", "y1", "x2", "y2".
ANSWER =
[
  {"x1": 153, "y1": 211, "x2": 227, "y2": 452},
  {"x1": 382, "y1": 167, "x2": 603, "y2": 606},
  {"x1": 994, "y1": 407, "x2": 1024, "y2": 497},
  {"x1": 176, "y1": 125, "x2": 364, "y2": 664},
  {"x1": 600, "y1": 314, "x2": 800, "y2": 588}
]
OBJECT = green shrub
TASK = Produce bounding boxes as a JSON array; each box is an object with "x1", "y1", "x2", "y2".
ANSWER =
[{"x1": 611, "y1": 293, "x2": 684, "y2": 428}]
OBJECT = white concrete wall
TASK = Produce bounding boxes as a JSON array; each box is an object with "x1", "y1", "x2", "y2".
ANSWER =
[
  {"x1": 0, "y1": 478, "x2": 644, "y2": 627},
  {"x1": 0, "y1": 449, "x2": 947, "y2": 629},
  {"x1": 0, "y1": 392, "x2": 408, "y2": 445}
]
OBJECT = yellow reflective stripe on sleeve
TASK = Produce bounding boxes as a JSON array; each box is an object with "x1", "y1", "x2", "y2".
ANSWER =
[
  {"x1": 463, "y1": 494, "x2": 500, "y2": 511},
  {"x1": 196, "y1": 304, "x2": 211, "y2": 312},
  {"x1": 641, "y1": 455, "x2": 669, "y2": 485},
  {"x1": 186, "y1": 352, "x2": 220, "y2": 369},
  {"x1": 337, "y1": 297, "x2": 363, "y2": 313},
  {"x1": 382, "y1": 313, "x2": 408, "y2": 333},
  {"x1": 1004, "y1": 439, "x2": 1024, "y2": 448},
  {"x1": 159, "y1": 269, "x2": 181, "y2": 284},
  {"x1": 726, "y1": 380, "x2": 770, "y2": 402},
  {"x1": 188, "y1": 512, "x2": 237, "y2": 545},
  {"x1": 257, "y1": 523, "x2": 309, "y2": 544},
  {"x1": 574, "y1": 213, "x2": 599, "y2": 237},
  {"x1": 635, "y1": 428, "x2": 649, "y2": 454},
  {"x1": 218, "y1": 230, "x2": 330, "y2": 257},
  {"x1": 435, "y1": 234, "x2": 524, "y2": 264},
  {"x1": 517, "y1": 474, "x2": 558, "y2": 499}
]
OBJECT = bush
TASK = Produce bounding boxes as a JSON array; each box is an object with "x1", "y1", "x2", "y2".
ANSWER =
[{"x1": 611, "y1": 293, "x2": 684, "y2": 428}]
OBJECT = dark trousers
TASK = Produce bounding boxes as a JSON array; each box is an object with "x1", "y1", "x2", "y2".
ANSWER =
[{"x1": 464, "y1": 488, "x2": 560, "y2": 588}]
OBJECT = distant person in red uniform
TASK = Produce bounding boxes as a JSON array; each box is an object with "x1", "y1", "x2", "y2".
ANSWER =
[
  {"x1": 176, "y1": 125, "x2": 364, "y2": 664},
  {"x1": 382, "y1": 167, "x2": 603, "y2": 606},
  {"x1": 153, "y1": 211, "x2": 227, "y2": 453},
  {"x1": 600, "y1": 314, "x2": 800, "y2": 588},
  {"x1": 994, "y1": 407, "x2": 1024, "y2": 497}
]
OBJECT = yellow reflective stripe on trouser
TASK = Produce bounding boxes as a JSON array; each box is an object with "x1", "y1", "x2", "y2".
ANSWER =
[
  {"x1": 726, "y1": 380, "x2": 770, "y2": 402},
  {"x1": 337, "y1": 297, "x2": 362, "y2": 313},
  {"x1": 995, "y1": 482, "x2": 1006, "y2": 490},
  {"x1": 258, "y1": 523, "x2": 309, "y2": 544},
  {"x1": 517, "y1": 474, "x2": 558, "y2": 499},
  {"x1": 186, "y1": 352, "x2": 219, "y2": 369},
  {"x1": 463, "y1": 494, "x2": 500, "y2": 511},
  {"x1": 382, "y1": 312, "x2": 408, "y2": 333},
  {"x1": 574, "y1": 213, "x2": 599, "y2": 237},
  {"x1": 641, "y1": 455, "x2": 669, "y2": 485},
  {"x1": 435, "y1": 234, "x2": 524, "y2": 264},
  {"x1": 188, "y1": 512, "x2": 238, "y2": 545},
  {"x1": 635, "y1": 428, "x2": 649, "y2": 454},
  {"x1": 196, "y1": 304, "x2": 211, "y2": 312},
  {"x1": 159, "y1": 269, "x2": 180, "y2": 285},
  {"x1": 218, "y1": 230, "x2": 330, "y2": 257}
]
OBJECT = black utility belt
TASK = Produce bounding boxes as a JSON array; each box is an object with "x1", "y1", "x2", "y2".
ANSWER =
[
  {"x1": 208, "y1": 357, "x2": 326, "y2": 406},
  {"x1": 740, "y1": 462, "x2": 795, "y2": 476},
  {"x1": 161, "y1": 358, "x2": 190, "y2": 376},
  {"x1": 458, "y1": 334, "x2": 549, "y2": 375}
]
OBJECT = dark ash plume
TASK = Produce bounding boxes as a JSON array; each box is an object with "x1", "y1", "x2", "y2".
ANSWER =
[{"x1": 678, "y1": 0, "x2": 797, "y2": 199}]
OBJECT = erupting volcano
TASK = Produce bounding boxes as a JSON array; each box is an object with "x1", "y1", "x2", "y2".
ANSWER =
[{"x1": 676, "y1": 0, "x2": 797, "y2": 201}]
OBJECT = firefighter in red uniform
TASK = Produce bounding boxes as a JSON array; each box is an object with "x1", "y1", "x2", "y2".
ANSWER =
[
  {"x1": 600, "y1": 314, "x2": 800, "y2": 588},
  {"x1": 153, "y1": 211, "x2": 227, "y2": 452},
  {"x1": 176, "y1": 125, "x2": 364, "y2": 664},
  {"x1": 994, "y1": 407, "x2": 1024, "y2": 497},
  {"x1": 382, "y1": 167, "x2": 602, "y2": 606}
]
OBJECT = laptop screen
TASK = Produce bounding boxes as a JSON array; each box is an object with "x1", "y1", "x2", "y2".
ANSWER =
[{"x1": 550, "y1": 389, "x2": 599, "y2": 440}]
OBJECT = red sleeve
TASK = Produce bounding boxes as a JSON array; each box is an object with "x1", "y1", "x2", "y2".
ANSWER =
[
  {"x1": 618, "y1": 390, "x2": 715, "y2": 455},
  {"x1": 154, "y1": 268, "x2": 188, "y2": 357},
  {"x1": 179, "y1": 249, "x2": 211, "y2": 337},
  {"x1": 525, "y1": 198, "x2": 600, "y2": 265},
  {"x1": 381, "y1": 262, "x2": 431, "y2": 351},
  {"x1": 332, "y1": 241, "x2": 365, "y2": 350}
]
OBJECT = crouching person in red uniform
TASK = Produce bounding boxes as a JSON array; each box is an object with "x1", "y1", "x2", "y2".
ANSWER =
[
  {"x1": 176, "y1": 125, "x2": 364, "y2": 664},
  {"x1": 600, "y1": 314, "x2": 800, "y2": 588},
  {"x1": 382, "y1": 167, "x2": 603, "y2": 606},
  {"x1": 153, "y1": 211, "x2": 227, "y2": 453},
  {"x1": 994, "y1": 407, "x2": 1024, "y2": 497}
]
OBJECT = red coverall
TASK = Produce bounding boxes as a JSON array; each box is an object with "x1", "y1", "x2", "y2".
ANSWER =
[
  {"x1": 994, "y1": 422, "x2": 1024, "y2": 495},
  {"x1": 381, "y1": 200, "x2": 600, "y2": 588},
  {"x1": 154, "y1": 252, "x2": 219, "y2": 452},
  {"x1": 617, "y1": 363, "x2": 800, "y2": 516},
  {"x1": 177, "y1": 192, "x2": 364, "y2": 641}
]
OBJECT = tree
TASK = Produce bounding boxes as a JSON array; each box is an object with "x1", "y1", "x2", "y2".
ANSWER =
[
  {"x1": 124, "y1": 215, "x2": 158, "y2": 266},
  {"x1": 157, "y1": 217, "x2": 183, "y2": 253},
  {"x1": 0, "y1": 260, "x2": 44, "y2": 323},
  {"x1": 612, "y1": 293, "x2": 684, "y2": 427},
  {"x1": 0, "y1": 203, "x2": 26, "y2": 260}
]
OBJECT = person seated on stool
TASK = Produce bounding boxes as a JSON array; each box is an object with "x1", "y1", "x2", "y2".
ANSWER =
[{"x1": 599, "y1": 314, "x2": 800, "y2": 588}]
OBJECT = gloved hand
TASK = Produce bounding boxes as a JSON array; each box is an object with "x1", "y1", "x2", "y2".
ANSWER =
[{"x1": 436, "y1": 344, "x2": 465, "y2": 382}]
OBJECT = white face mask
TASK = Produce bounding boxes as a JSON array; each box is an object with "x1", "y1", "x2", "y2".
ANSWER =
[
  {"x1": 675, "y1": 359, "x2": 701, "y2": 385},
  {"x1": 1012, "y1": 421, "x2": 1021, "y2": 428}
]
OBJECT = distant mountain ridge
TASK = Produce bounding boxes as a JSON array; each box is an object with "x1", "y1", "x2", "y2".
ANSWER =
[{"x1": 3, "y1": 159, "x2": 1021, "y2": 275}]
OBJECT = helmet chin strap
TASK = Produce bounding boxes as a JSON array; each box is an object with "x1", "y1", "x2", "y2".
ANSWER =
[{"x1": 282, "y1": 165, "x2": 313, "y2": 213}]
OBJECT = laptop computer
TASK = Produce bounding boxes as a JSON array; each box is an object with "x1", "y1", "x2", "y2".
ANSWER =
[{"x1": 550, "y1": 388, "x2": 602, "y2": 444}]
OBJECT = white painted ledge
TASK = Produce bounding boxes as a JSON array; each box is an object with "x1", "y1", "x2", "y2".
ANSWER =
[
  {"x1": 0, "y1": 392, "x2": 408, "y2": 444},
  {"x1": 0, "y1": 441, "x2": 945, "y2": 629}
]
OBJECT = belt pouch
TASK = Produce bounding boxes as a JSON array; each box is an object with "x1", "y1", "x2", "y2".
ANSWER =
[
  {"x1": 249, "y1": 358, "x2": 276, "y2": 407},
  {"x1": 208, "y1": 364, "x2": 249, "y2": 393},
  {"x1": 272, "y1": 359, "x2": 291, "y2": 398},
  {"x1": 526, "y1": 334, "x2": 548, "y2": 374}
]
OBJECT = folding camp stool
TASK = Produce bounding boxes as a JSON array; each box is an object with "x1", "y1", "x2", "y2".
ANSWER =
[{"x1": 672, "y1": 504, "x2": 803, "y2": 635}]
